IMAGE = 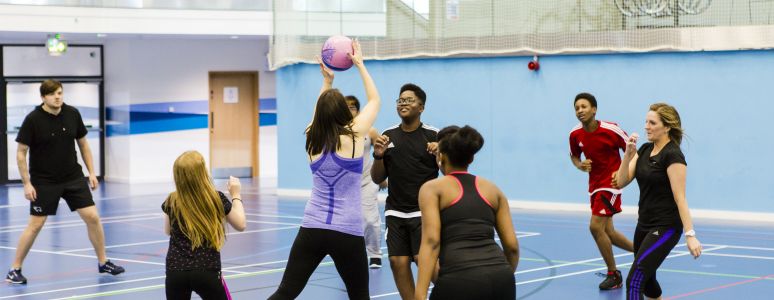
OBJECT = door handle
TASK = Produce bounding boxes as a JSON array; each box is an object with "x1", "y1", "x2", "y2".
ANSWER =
[{"x1": 210, "y1": 112, "x2": 214, "y2": 130}]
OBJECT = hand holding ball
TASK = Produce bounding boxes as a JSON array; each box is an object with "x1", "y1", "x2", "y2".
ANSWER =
[{"x1": 321, "y1": 35, "x2": 354, "y2": 71}]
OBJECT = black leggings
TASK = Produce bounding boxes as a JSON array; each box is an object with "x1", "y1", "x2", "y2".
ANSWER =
[
  {"x1": 626, "y1": 226, "x2": 682, "y2": 300},
  {"x1": 268, "y1": 227, "x2": 369, "y2": 300},
  {"x1": 430, "y1": 265, "x2": 515, "y2": 300},
  {"x1": 165, "y1": 270, "x2": 229, "y2": 300}
]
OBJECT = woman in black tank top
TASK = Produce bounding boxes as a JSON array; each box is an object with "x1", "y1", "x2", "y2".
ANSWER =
[{"x1": 415, "y1": 125, "x2": 520, "y2": 300}]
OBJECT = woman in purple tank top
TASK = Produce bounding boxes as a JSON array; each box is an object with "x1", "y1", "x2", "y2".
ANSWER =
[{"x1": 269, "y1": 40, "x2": 381, "y2": 300}]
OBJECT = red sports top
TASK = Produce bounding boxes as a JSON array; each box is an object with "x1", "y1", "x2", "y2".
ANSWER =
[{"x1": 569, "y1": 120, "x2": 628, "y2": 195}]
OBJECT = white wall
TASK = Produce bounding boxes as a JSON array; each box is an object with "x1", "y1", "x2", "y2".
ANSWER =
[
  {"x1": 104, "y1": 38, "x2": 276, "y2": 183},
  {"x1": 0, "y1": 4, "x2": 272, "y2": 36}
]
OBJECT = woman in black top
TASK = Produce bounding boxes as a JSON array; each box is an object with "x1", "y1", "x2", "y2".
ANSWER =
[
  {"x1": 614, "y1": 103, "x2": 702, "y2": 300},
  {"x1": 163, "y1": 151, "x2": 247, "y2": 300},
  {"x1": 415, "y1": 125, "x2": 519, "y2": 300}
]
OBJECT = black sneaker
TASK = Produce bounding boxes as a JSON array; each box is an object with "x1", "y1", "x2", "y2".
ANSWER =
[
  {"x1": 98, "y1": 260, "x2": 125, "y2": 275},
  {"x1": 599, "y1": 270, "x2": 622, "y2": 290},
  {"x1": 369, "y1": 257, "x2": 382, "y2": 269},
  {"x1": 5, "y1": 268, "x2": 27, "y2": 284}
]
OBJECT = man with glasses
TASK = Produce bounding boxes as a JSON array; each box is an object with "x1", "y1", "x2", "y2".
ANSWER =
[{"x1": 371, "y1": 83, "x2": 439, "y2": 299}]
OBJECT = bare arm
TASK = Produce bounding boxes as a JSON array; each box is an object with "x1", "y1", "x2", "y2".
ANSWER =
[
  {"x1": 368, "y1": 128, "x2": 388, "y2": 188},
  {"x1": 351, "y1": 40, "x2": 381, "y2": 134},
  {"x1": 368, "y1": 127, "x2": 379, "y2": 144},
  {"x1": 570, "y1": 155, "x2": 592, "y2": 172},
  {"x1": 370, "y1": 134, "x2": 389, "y2": 184},
  {"x1": 17, "y1": 143, "x2": 30, "y2": 186},
  {"x1": 226, "y1": 176, "x2": 246, "y2": 231},
  {"x1": 163, "y1": 214, "x2": 171, "y2": 236},
  {"x1": 415, "y1": 181, "x2": 441, "y2": 300},
  {"x1": 17, "y1": 143, "x2": 36, "y2": 201},
  {"x1": 615, "y1": 134, "x2": 639, "y2": 188},
  {"x1": 493, "y1": 188, "x2": 519, "y2": 271},
  {"x1": 667, "y1": 163, "x2": 702, "y2": 258},
  {"x1": 77, "y1": 137, "x2": 99, "y2": 190},
  {"x1": 307, "y1": 57, "x2": 335, "y2": 131}
]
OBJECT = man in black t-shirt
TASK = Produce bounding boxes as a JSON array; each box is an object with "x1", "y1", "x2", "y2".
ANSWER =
[
  {"x1": 371, "y1": 83, "x2": 439, "y2": 300},
  {"x1": 5, "y1": 80, "x2": 124, "y2": 285}
]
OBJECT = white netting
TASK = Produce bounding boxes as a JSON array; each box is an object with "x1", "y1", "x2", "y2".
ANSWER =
[{"x1": 270, "y1": 0, "x2": 774, "y2": 70}]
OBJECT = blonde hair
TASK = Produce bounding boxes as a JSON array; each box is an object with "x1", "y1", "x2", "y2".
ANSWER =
[
  {"x1": 649, "y1": 103, "x2": 683, "y2": 145},
  {"x1": 167, "y1": 151, "x2": 226, "y2": 251}
]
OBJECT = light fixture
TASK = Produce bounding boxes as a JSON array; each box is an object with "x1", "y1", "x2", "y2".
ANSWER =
[{"x1": 47, "y1": 33, "x2": 67, "y2": 56}]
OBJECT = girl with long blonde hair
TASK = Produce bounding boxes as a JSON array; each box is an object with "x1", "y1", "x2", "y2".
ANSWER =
[{"x1": 163, "y1": 151, "x2": 246, "y2": 300}]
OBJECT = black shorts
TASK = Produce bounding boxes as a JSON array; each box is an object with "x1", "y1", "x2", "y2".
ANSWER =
[
  {"x1": 431, "y1": 265, "x2": 515, "y2": 300},
  {"x1": 385, "y1": 216, "x2": 422, "y2": 257},
  {"x1": 30, "y1": 178, "x2": 94, "y2": 216}
]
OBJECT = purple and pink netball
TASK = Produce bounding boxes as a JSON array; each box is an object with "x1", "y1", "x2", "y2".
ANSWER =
[{"x1": 321, "y1": 36, "x2": 354, "y2": 71}]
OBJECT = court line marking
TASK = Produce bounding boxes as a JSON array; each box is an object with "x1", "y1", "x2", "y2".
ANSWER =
[
  {"x1": 0, "y1": 193, "x2": 172, "y2": 209},
  {"x1": 0, "y1": 213, "x2": 162, "y2": 231},
  {"x1": 8, "y1": 243, "x2": 769, "y2": 300},
  {"x1": 369, "y1": 245, "x2": 728, "y2": 299},
  {"x1": 58, "y1": 224, "x2": 300, "y2": 253},
  {"x1": 244, "y1": 212, "x2": 305, "y2": 219},
  {"x1": 0, "y1": 230, "x2": 543, "y2": 298},
  {"x1": 0, "y1": 246, "x2": 167, "y2": 267},
  {"x1": 703, "y1": 243, "x2": 774, "y2": 251},
  {"x1": 514, "y1": 245, "x2": 728, "y2": 286},
  {"x1": 0, "y1": 225, "x2": 298, "y2": 257},
  {"x1": 664, "y1": 274, "x2": 774, "y2": 300},
  {"x1": 35, "y1": 261, "x2": 339, "y2": 300},
  {"x1": 672, "y1": 251, "x2": 774, "y2": 261}
]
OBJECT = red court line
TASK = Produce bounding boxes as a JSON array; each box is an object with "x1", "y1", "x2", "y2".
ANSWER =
[{"x1": 664, "y1": 274, "x2": 774, "y2": 299}]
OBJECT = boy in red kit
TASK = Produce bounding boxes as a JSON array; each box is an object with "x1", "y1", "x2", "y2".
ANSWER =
[{"x1": 569, "y1": 93, "x2": 634, "y2": 290}]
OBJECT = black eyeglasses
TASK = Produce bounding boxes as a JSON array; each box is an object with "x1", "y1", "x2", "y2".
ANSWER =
[{"x1": 396, "y1": 97, "x2": 417, "y2": 105}]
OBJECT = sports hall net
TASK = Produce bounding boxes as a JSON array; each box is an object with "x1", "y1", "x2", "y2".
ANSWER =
[{"x1": 270, "y1": 0, "x2": 774, "y2": 70}]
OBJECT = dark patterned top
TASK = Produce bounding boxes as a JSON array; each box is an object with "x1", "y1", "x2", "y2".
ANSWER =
[{"x1": 162, "y1": 191, "x2": 232, "y2": 271}]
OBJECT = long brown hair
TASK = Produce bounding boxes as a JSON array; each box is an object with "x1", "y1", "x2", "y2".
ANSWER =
[
  {"x1": 167, "y1": 151, "x2": 226, "y2": 250},
  {"x1": 306, "y1": 89, "x2": 354, "y2": 155},
  {"x1": 649, "y1": 103, "x2": 683, "y2": 145}
]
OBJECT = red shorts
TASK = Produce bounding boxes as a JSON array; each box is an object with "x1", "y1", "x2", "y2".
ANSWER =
[{"x1": 590, "y1": 191, "x2": 622, "y2": 217}]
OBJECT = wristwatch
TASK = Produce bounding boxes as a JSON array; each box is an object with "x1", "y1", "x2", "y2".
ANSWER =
[
  {"x1": 684, "y1": 229, "x2": 696, "y2": 237},
  {"x1": 373, "y1": 152, "x2": 383, "y2": 160}
]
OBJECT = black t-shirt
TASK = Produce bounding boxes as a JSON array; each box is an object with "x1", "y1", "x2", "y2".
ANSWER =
[
  {"x1": 382, "y1": 123, "x2": 439, "y2": 216},
  {"x1": 15, "y1": 104, "x2": 88, "y2": 185},
  {"x1": 635, "y1": 141, "x2": 686, "y2": 229},
  {"x1": 162, "y1": 191, "x2": 233, "y2": 271}
]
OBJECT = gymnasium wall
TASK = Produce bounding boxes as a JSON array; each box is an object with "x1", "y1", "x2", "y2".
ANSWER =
[
  {"x1": 104, "y1": 38, "x2": 277, "y2": 183},
  {"x1": 277, "y1": 50, "x2": 774, "y2": 213}
]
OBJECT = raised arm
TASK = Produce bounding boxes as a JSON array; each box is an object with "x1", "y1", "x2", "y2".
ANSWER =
[
  {"x1": 226, "y1": 176, "x2": 246, "y2": 231},
  {"x1": 667, "y1": 163, "x2": 701, "y2": 258},
  {"x1": 414, "y1": 181, "x2": 441, "y2": 300},
  {"x1": 493, "y1": 187, "x2": 519, "y2": 271},
  {"x1": 615, "y1": 133, "x2": 639, "y2": 189},
  {"x1": 306, "y1": 57, "x2": 336, "y2": 131},
  {"x1": 350, "y1": 40, "x2": 381, "y2": 135}
]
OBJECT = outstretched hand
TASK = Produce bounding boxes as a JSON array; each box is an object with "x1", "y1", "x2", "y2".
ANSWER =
[
  {"x1": 347, "y1": 39, "x2": 364, "y2": 67},
  {"x1": 624, "y1": 133, "x2": 639, "y2": 160},
  {"x1": 373, "y1": 135, "x2": 390, "y2": 158},
  {"x1": 316, "y1": 56, "x2": 334, "y2": 83}
]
